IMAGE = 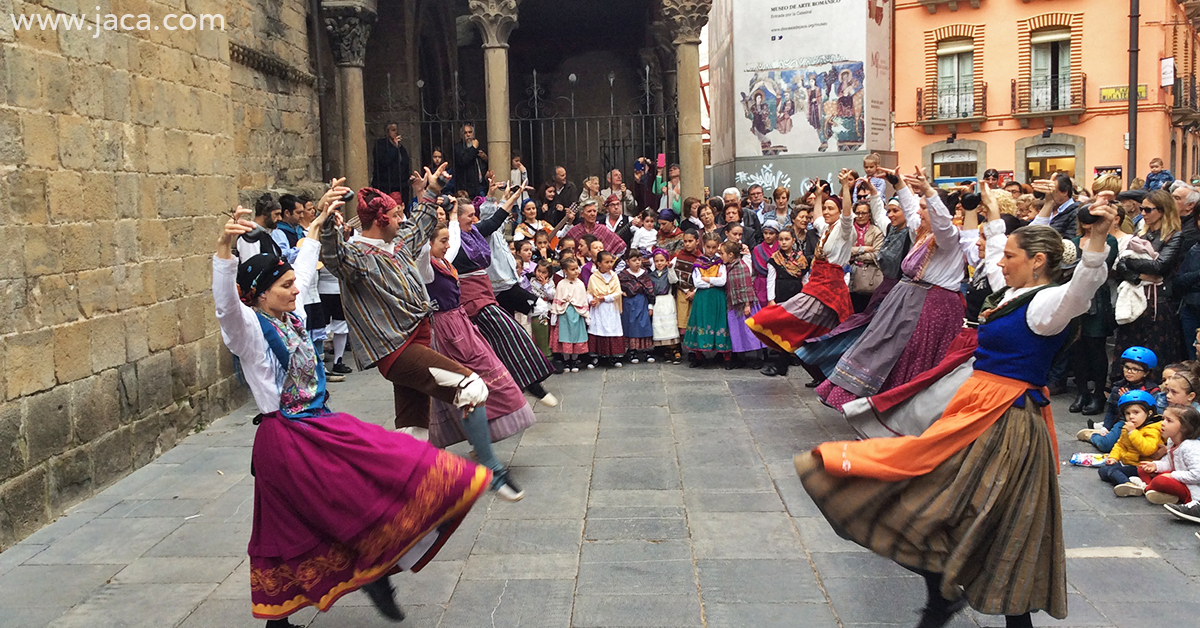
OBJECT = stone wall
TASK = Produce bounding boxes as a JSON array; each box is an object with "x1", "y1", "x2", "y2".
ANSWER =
[{"x1": 0, "y1": 0, "x2": 321, "y2": 549}]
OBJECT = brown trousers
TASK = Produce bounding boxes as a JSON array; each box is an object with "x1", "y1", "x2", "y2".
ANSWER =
[{"x1": 377, "y1": 324, "x2": 472, "y2": 430}]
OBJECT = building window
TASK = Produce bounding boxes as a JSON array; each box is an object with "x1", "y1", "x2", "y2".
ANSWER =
[
  {"x1": 1025, "y1": 144, "x2": 1075, "y2": 182},
  {"x1": 1030, "y1": 27, "x2": 1072, "y2": 112},
  {"x1": 937, "y1": 37, "x2": 974, "y2": 118},
  {"x1": 932, "y1": 149, "x2": 978, "y2": 187}
]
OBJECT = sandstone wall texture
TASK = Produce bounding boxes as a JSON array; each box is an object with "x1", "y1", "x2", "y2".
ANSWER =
[{"x1": 0, "y1": 0, "x2": 321, "y2": 549}]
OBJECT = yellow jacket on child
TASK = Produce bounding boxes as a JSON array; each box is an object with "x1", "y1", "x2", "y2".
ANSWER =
[{"x1": 1107, "y1": 421, "x2": 1164, "y2": 466}]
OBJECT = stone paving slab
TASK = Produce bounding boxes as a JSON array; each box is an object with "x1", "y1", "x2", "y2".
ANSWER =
[{"x1": 0, "y1": 363, "x2": 1197, "y2": 627}]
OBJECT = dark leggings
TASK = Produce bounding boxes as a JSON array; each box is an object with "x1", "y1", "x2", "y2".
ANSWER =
[
  {"x1": 917, "y1": 570, "x2": 1032, "y2": 628},
  {"x1": 495, "y1": 285, "x2": 537, "y2": 316},
  {"x1": 526, "y1": 381, "x2": 549, "y2": 398},
  {"x1": 1072, "y1": 335, "x2": 1109, "y2": 391}
]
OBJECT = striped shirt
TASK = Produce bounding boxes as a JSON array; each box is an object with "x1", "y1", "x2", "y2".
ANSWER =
[{"x1": 320, "y1": 193, "x2": 440, "y2": 369}]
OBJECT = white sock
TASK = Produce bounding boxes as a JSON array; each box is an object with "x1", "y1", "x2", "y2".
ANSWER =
[{"x1": 333, "y1": 333, "x2": 348, "y2": 362}]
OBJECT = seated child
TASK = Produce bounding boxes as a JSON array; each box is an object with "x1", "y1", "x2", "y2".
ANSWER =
[
  {"x1": 1139, "y1": 405, "x2": 1200, "y2": 514},
  {"x1": 1078, "y1": 346, "x2": 1158, "y2": 451},
  {"x1": 1099, "y1": 391, "x2": 1164, "y2": 496}
]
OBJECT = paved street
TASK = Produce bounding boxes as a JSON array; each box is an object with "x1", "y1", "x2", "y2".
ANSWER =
[{"x1": 0, "y1": 363, "x2": 1198, "y2": 628}]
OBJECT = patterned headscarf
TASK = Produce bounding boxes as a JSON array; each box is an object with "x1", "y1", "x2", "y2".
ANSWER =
[
  {"x1": 356, "y1": 187, "x2": 397, "y2": 229},
  {"x1": 236, "y1": 254, "x2": 293, "y2": 305}
]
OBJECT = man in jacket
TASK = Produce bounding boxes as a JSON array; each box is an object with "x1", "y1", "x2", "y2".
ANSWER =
[
  {"x1": 601, "y1": 169, "x2": 639, "y2": 216},
  {"x1": 453, "y1": 123, "x2": 488, "y2": 198}
]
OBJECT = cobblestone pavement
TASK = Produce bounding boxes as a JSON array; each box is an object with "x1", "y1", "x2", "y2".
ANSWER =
[{"x1": 1, "y1": 363, "x2": 1198, "y2": 628}]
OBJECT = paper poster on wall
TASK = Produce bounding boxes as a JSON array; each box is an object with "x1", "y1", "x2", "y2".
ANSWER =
[{"x1": 731, "y1": 0, "x2": 891, "y2": 158}]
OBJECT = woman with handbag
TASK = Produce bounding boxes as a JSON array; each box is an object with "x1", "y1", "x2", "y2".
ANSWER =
[{"x1": 848, "y1": 198, "x2": 884, "y2": 312}]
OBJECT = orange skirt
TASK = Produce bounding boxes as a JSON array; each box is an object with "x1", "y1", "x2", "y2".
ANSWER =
[{"x1": 812, "y1": 371, "x2": 1059, "y2": 482}]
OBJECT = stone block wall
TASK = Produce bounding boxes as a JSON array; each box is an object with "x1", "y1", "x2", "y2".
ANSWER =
[{"x1": 0, "y1": 0, "x2": 321, "y2": 549}]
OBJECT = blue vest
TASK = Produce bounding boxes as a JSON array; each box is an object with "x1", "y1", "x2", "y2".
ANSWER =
[{"x1": 973, "y1": 296, "x2": 1069, "y2": 387}]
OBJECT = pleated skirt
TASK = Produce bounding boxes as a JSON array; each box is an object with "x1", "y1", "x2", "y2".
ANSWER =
[
  {"x1": 797, "y1": 398, "x2": 1067, "y2": 619},
  {"x1": 471, "y1": 303, "x2": 555, "y2": 389}
]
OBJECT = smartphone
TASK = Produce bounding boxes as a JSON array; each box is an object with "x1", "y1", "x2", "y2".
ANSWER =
[{"x1": 656, "y1": 153, "x2": 667, "y2": 169}]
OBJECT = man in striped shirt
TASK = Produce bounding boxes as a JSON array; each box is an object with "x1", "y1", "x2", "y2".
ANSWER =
[{"x1": 320, "y1": 165, "x2": 484, "y2": 440}]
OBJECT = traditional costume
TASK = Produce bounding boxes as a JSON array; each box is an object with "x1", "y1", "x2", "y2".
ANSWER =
[
  {"x1": 649, "y1": 256, "x2": 680, "y2": 347},
  {"x1": 422, "y1": 254, "x2": 536, "y2": 449},
  {"x1": 216, "y1": 242, "x2": 489, "y2": 625},
  {"x1": 587, "y1": 269, "x2": 625, "y2": 359},
  {"x1": 619, "y1": 266, "x2": 655, "y2": 354},
  {"x1": 670, "y1": 246, "x2": 699, "y2": 330},
  {"x1": 746, "y1": 201, "x2": 854, "y2": 353},
  {"x1": 549, "y1": 277, "x2": 590, "y2": 355},
  {"x1": 817, "y1": 189, "x2": 967, "y2": 411},
  {"x1": 797, "y1": 244, "x2": 1109, "y2": 623},
  {"x1": 725, "y1": 258, "x2": 765, "y2": 353},
  {"x1": 683, "y1": 257, "x2": 731, "y2": 354}
]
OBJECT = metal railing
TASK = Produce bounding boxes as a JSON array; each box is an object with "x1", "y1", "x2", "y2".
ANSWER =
[
  {"x1": 1175, "y1": 76, "x2": 1198, "y2": 111},
  {"x1": 417, "y1": 67, "x2": 677, "y2": 191},
  {"x1": 1011, "y1": 73, "x2": 1086, "y2": 115},
  {"x1": 916, "y1": 81, "x2": 987, "y2": 121}
]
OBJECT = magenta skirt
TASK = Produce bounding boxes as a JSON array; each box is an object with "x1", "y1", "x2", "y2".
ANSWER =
[
  {"x1": 428, "y1": 307, "x2": 536, "y2": 448},
  {"x1": 820, "y1": 282, "x2": 965, "y2": 411},
  {"x1": 248, "y1": 412, "x2": 489, "y2": 619}
]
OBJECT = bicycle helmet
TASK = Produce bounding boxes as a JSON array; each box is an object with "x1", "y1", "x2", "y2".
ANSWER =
[
  {"x1": 1117, "y1": 389, "x2": 1157, "y2": 413},
  {"x1": 1120, "y1": 346, "x2": 1158, "y2": 371}
]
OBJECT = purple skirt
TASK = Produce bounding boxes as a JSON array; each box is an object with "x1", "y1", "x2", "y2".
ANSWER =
[
  {"x1": 248, "y1": 412, "x2": 489, "y2": 619},
  {"x1": 728, "y1": 305, "x2": 765, "y2": 353},
  {"x1": 821, "y1": 280, "x2": 965, "y2": 410},
  {"x1": 429, "y1": 307, "x2": 536, "y2": 448}
]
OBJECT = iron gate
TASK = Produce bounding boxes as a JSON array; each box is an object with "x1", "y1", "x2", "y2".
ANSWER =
[{"x1": 419, "y1": 67, "x2": 678, "y2": 194}]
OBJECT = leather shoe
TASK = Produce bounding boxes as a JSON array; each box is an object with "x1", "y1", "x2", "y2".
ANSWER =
[
  {"x1": 1081, "y1": 393, "x2": 1105, "y2": 416},
  {"x1": 761, "y1": 364, "x2": 780, "y2": 377},
  {"x1": 361, "y1": 577, "x2": 405, "y2": 622},
  {"x1": 1068, "y1": 392, "x2": 1087, "y2": 413}
]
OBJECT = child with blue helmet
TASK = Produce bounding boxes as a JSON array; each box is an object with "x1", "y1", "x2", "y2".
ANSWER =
[
  {"x1": 1099, "y1": 390, "x2": 1164, "y2": 496},
  {"x1": 1077, "y1": 346, "x2": 1159, "y2": 452}
]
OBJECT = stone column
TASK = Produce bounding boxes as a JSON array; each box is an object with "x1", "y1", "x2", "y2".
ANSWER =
[
  {"x1": 662, "y1": 0, "x2": 710, "y2": 201},
  {"x1": 324, "y1": 4, "x2": 376, "y2": 203},
  {"x1": 468, "y1": 0, "x2": 520, "y2": 178}
]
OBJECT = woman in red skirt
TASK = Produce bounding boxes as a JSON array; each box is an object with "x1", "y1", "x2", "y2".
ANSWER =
[{"x1": 747, "y1": 169, "x2": 857, "y2": 354}]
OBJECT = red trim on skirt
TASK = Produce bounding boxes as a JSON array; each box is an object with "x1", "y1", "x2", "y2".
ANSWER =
[{"x1": 589, "y1": 334, "x2": 626, "y2": 357}]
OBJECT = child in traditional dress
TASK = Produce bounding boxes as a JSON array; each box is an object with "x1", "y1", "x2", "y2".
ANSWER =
[
  {"x1": 630, "y1": 209, "x2": 659, "y2": 251},
  {"x1": 550, "y1": 258, "x2": 590, "y2": 372},
  {"x1": 671, "y1": 230, "x2": 701, "y2": 336},
  {"x1": 516, "y1": 239, "x2": 537, "y2": 279},
  {"x1": 650, "y1": 248, "x2": 681, "y2": 364},
  {"x1": 587, "y1": 250, "x2": 625, "y2": 367},
  {"x1": 580, "y1": 235, "x2": 602, "y2": 284},
  {"x1": 619, "y1": 248, "x2": 656, "y2": 363},
  {"x1": 527, "y1": 260, "x2": 555, "y2": 358},
  {"x1": 533, "y1": 231, "x2": 555, "y2": 267},
  {"x1": 683, "y1": 232, "x2": 732, "y2": 367},
  {"x1": 721, "y1": 240, "x2": 765, "y2": 369}
]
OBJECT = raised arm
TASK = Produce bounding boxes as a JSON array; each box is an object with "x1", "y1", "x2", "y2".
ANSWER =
[
  {"x1": 213, "y1": 207, "x2": 266, "y2": 359},
  {"x1": 1025, "y1": 199, "x2": 1116, "y2": 335}
]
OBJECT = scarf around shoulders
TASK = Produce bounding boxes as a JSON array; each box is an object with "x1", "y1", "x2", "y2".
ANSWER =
[
  {"x1": 551, "y1": 277, "x2": 591, "y2": 319},
  {"x1": 771, "y1": 247, "x2": 808, "y2": 278},
  {"x1": 589, "y1": 270, "x2": 623, "y2": 313},
  {"x1": 619, "y1": 269, "x2": 655, "y2": 299}
]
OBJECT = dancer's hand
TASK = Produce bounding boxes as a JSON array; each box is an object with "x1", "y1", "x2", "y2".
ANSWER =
[{"x1": 216, "y1": 206, "x2": 255, "y2": 259}]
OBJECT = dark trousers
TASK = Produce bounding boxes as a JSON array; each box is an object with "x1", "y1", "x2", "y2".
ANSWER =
[
  {"x1": 1098, "y1": 462, "x2": 1139, "y2": 485},
  {"x1": 1071, "y1": 336, "x2": 1109, "y2": 392},
  {"x1": 379, "y1": 323, "x2": 473, "y2": 430},
  {"x1": 495, "y1": 285, "x2": 537, "y2": 317}
]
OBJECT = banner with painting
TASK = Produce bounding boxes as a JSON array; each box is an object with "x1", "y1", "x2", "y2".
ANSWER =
[{"x1": 731, "y1": 0, "x2": 891, "y2": 158}]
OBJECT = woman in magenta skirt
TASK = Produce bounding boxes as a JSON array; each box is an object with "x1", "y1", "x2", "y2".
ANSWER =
[
  {"x1": 817, "y1": 168, "x2": 968, "y2": 411},
  {"x1": 213, "y1": 192, "x2": 491, "y2": 627}
]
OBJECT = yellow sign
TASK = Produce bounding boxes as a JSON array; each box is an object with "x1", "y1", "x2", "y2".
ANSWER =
[{"x1": 1099, "y1": 85, "x2": 1148, "y2": 102}]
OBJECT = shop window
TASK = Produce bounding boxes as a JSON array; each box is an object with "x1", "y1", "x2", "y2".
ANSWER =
[
  {"x1": 1025, "y1": 144, "x2": 1075, "y2": 182},
  {"x1": 933, "y1": 149, "x2": 978, "y2": 187}
]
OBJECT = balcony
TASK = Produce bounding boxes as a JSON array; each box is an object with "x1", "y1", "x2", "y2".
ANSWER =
[
  {"x1": 1173, "y1": 76, "x2": 1200, "y2": 126},
  {"x1": 1011, "y1": 73, "x2": 1086, "y2": 127},
  {"x1": 916, "y1": 82, "x2": 988, "y2": 133}
]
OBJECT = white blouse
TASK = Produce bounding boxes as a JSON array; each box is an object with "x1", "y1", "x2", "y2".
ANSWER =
[
  {"x1": 816, "y1": 213, "x2": 855, "y2": 266},
  {"x1": 901, "y1": 187, "x2": 965, "y2": 290},
  {"x1": 995, "y1": 249, "x2": 1108, "y2": 335},
  {"x1": 692, "y1": 265, "x2": 728, "y2": 289},
  {"x1": 213, "y1": 239, "x2": 321, "y2": 414}
]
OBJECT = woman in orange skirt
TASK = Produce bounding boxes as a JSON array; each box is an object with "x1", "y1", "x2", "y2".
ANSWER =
[{"x1": 796, "y1": 183, "x2": 1118, "y2": 628}]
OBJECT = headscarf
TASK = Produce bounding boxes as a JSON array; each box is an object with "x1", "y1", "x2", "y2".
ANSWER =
[
  {"x1": 357, "y1": 187, "x2": 396, "y2": 229},
  {"x1": 658, "y1": 208, "x2": 677, "y2": 222},
  {"x1": 237, "y1": 254, "x2": 292, "y2": 305}
]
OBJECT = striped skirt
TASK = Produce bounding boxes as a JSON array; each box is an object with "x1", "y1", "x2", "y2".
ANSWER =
[
  {"x1": 797, "y1": 395, "x2": 1067, "y2": 619},
  {"x1": 470, "y1": 304, "x2": 555, "y2": 390}
]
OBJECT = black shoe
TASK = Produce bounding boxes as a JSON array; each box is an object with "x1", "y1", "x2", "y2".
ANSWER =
[
  {"x1": 914, "y1": 597, "x2": 968, "y2": 628},
  {"x1": 689, "y1": 354, "x2": 704, "y2": 368},
  {"x1": 1068, "y1": 391, "x2": 1086, "y2": 413},
  {"x1": 761, "y1": 363, "x2": 780, "y2": 377},
  {"x1": 1081, "y1": 393, "x2": 1105, "y2": 416},
  {"x1": 265, "y1": 620, "x2": 302, "y2": 628},
  {"x1": 332, "y1": 359, "x2": 353, "y2": 375},
  {"x1": 804, "y1": 379, "x2": 822, "y2": 388},
  {"x1": 361, "y1": 577, "x2": 405, "y2": 622}
]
